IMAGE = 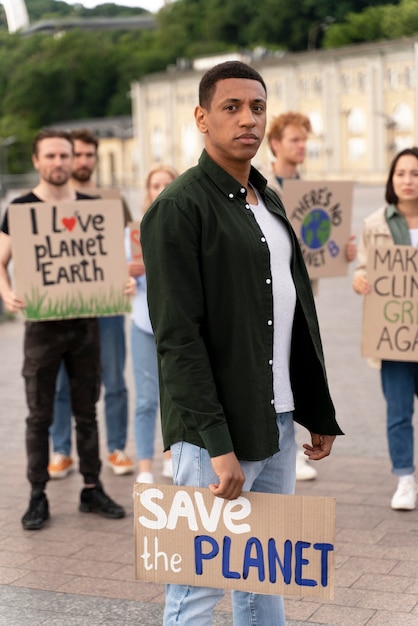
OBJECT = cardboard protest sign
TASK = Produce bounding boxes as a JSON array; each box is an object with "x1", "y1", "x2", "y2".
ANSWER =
[
  {"x1": 134, "y1": 483, "x2": 336, "y2": 599},
  {"x1": 362, "y1": 244, "x2": 418, "y2": 361},
  {"x1": 128, "y1": 221, "x2": 142, "y2": 263},
  {"x1": 88, "y1": 188, "x2": 121, "y2": 200},
  {"x1": 9, "y1": 199, "x2": 130, "y2": 321},
  {"x1": 281, "y1": 180, "x2": 353, "y2": 280}
]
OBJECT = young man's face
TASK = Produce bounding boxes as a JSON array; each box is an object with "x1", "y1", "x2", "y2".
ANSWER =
[
  {"x1": 195, "y1": 77, "x2": 267, "y2": 167},
  {"x1": 72, "y1": 139, "x2": 97, "y2": 183},
  {"x1": 271, "y1": 124, "x2": 308, "y2": 166},
  {"x1": 32, "y1": 137, "x2": 73, "y2": 186}
]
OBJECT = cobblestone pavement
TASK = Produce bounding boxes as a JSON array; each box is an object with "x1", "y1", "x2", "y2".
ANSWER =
[{"x1": 1, "y1": 184, "x2": 418, "y2": 625}]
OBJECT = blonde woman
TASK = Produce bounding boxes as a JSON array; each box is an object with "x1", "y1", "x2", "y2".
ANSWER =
[{"x1": 126, "y1": 165, "x2": 178, "y2": 483}]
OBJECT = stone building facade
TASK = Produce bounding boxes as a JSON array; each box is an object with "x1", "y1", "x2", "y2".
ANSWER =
[{"x1": 130, "y1": 37, "x2": 418, "y2": 184}]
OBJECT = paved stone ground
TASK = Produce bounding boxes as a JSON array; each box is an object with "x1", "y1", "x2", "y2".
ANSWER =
[{"x1": 1, "y1": 184, "x2": 418, "y2": 625}]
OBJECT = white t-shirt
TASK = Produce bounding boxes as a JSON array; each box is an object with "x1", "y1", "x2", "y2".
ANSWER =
[
  {"x1": 409, "y1": 228, "x2": 418, "y2": 247},
  {"x1": 249, "y1": 189, "x2": 296, "y2": 413}
]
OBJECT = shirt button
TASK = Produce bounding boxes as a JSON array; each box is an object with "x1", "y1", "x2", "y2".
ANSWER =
[
  {"x1": 266, "y1": 278, "x2": 271, "y2": 284},
  {"x1": 261, "y1": 237, "x2": 266, "y2": 242},
  {"x1": 240, "y1": 187, "x2": 246, "y2": 194},
  {"x1": 269, "y1": 359, "x2": 273, "y2": 365},
  {"x1": 245, "y1": 203, "x2": 250, "y2": 209},
  {"x1": 267, "y1": 320, "x2": 272, "y2": 326},
  {"x1": 270, "y1": 399, "x2": 275, "y2": 405},
  {"x1": 228, "y1": 193, "x2": 234, "y2": 199}
]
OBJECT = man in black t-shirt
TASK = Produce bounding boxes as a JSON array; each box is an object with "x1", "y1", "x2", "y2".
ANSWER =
[{"x1": 0, "y1": 128, "x2": 125, "y2": 530}]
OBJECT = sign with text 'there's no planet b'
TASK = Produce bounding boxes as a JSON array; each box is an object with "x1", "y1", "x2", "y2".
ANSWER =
[
  {"x1": 9, "y1": 199, "x2": 130, "y2": 321},
  {"x1": 281, "y1": 180, "x2": 354, "y2": 280}
]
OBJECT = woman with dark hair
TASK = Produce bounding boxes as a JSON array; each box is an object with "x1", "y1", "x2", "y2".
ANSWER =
[{"x1": 353, "y1": 147, "x2": 418, "y2": 510}]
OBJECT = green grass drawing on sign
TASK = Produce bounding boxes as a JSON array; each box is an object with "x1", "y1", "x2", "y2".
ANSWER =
[{"x1": 24, "y1": 287, "x2": 131, "y2": 321}]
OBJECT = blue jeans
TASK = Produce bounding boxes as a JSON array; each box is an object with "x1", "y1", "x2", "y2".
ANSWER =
[
  {"x1": 381, "y1": 360, "x2": 418, "y2": 476},
  {"x1": 50, "y1": 316, "x2": 128, "y2": 454},
  {"x1": 163, "y1": 411, "x2": 296, "y2": 626},
  {"x1": 131, "y1": 323, "x2": 159, "y2": 460}
]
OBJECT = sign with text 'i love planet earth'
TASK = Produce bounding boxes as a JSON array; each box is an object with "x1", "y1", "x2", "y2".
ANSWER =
[
  {"x1": 134, "y1": 484, "x2": 336, "y2": 599},
  {"x1": 8, "y1": 199, "x2": 130, "y2": 321}
]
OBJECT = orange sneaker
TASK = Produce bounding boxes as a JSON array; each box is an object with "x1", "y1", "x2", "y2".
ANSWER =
[
  {"x1": 108, "y1": 450, "x2": 134, "y2": 475},
  {"x1": 48, "y1": 453, "x2": 73, "y2": 479}
]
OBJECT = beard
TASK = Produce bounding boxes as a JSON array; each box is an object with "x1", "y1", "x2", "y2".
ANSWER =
[
  {"x1": 72, "y1": 167, "x2": 93, "y2": 183},
  {"x1": 45, "y1": 169, "x2": 71, "y2": 186}
]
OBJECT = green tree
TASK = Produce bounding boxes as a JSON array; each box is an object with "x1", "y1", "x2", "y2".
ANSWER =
[
  {"x1": 0, "y1": 0, "x2": 415, "y2": 174},
  {"x1": 2, "y1": 31, "x2": 119, "y2": 125},
  {"x1": 323, "y1": 0, "x2": 418, "y2": 48},
  {"x1": 159, "y1": 0, "x2": 403, "y2": 52}
]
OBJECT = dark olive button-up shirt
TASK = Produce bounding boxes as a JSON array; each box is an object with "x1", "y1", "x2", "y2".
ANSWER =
[{"x1": 141, "y1": 150, "x2": 343, "y2": 461}]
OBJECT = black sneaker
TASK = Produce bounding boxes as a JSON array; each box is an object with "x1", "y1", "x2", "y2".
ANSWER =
[
  {"x1": 79, "y1": 481, "x2": 125, "y2": 519},
  {"x1": 21, "y1": 490, "x2": 49, "y2": 530}
]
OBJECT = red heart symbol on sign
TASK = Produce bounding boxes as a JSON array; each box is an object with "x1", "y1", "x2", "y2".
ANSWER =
[{"x1": 62, "y1": 217, "x2": 76, "y2": 231}]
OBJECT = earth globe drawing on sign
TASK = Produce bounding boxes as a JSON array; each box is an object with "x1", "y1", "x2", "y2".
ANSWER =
[{"x1": 301, "y1": 208, "x2": 331, "y2": 250}]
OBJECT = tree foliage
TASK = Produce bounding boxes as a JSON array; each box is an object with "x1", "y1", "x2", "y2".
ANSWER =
[
  {"x1": 323, "y1": 0, "x2": 418, "y2": 48},
  {"x1": 0, "y1": 0, "x2": 414, "y2": 173}
]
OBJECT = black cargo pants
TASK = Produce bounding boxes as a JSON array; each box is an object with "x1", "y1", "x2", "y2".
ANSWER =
[{"x1": 22, "y1": 318, "x2": 101, "y2": 491}]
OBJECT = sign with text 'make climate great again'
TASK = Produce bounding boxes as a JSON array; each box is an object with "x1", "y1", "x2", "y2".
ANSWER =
[
  {"x1": 362, "y1": 244, "x2": 418, "y2": 361},
  {"x1": 134, "y1": 484, "x2": 336, "y2": 599},
  {"x1": 281, "y1": 180, "x2": 353, "y2": 280},
  {"x1": 9, "y1": 199, "x2": 130, "y2": 321}
]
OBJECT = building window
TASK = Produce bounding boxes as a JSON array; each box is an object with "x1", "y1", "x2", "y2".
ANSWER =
[
  {"x1": 395, "y1": 135, "x2": 413, "y2": 152},
  {"x1": 181, "y1": 123, "x2": 198, "y2": 166},
  {"x1": 404, "y1": 65, "x2": 414, "y2": 88},
  {"x1": 357, "y1": 72, "x2": 366, "y2": 93},
  {"x1": 347, "y1": 107, "x2": 366, "y2": 134},
  {"x1": 393, "y1": 103, "x2": 413, "y2": 132},
  {"x1": 308, "y1": 111, "x2": 324, "y2": 136},
  {"x1": 151, "y1": 127, "x2": 164, "y2": 162},
  {"x1": 341, "y1": 73, "x2": 351, "y2": 93},
  {"x1": 272, "y1": 80, "x2": 282, "y2": 98},
  {"x1": 307, "y1": 140, "x2": 321, "y2": 160},
  {"x1": 386, "y1": 68, "x2": 398, "y2": 90},
  {"x1": 313, "y1": 76, "x2": 322, "y2": 94},
  {"x1": 109, "y1": 152, "x2": 116, "y2": 186},
  {"x1": 299, "y1": 78, "x2": 309, "y2": 96},
  {"x1": 348, "y1": 138, "x2": 366, "y2": 161}
]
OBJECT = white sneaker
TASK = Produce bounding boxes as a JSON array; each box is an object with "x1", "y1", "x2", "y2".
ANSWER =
[
  {"x1": 391, "y1": 476, "x2": 417, "y2": 510},
  {"x1": 296, "y1": 450, "x2": 317, "y2": 481},
  {"x1": 136, "y1": 472, "x2": 154, "y2": 484},
  {"x1": 162, "y1": 459, "x2": 173, "y2": 478}
]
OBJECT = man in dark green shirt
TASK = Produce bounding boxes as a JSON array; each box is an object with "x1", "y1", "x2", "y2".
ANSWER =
[{"x1": 141, "y1": 61, "x2": 343, "y2": 626}]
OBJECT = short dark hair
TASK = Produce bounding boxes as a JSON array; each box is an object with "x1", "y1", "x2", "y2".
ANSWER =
[
  {"x1": 71, "y1": 128, "x2": 99, "y2": 150},
  {"x1": 199, "y1": 61, "x2": 267, "y2": 110},
  {"x1": 385, "y1": 147, "x2": 418, "y2": 204},
  {"x1": 32, "y1": 128, "x2": 73, "y2": 156}
]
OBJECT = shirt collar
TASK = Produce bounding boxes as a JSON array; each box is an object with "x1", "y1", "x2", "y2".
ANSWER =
[
  {"x1": 386, "y1": 203, "x2": 401, "y2": 219},
  {"x1": 275, "y1": 173, "x2": 300, "y2": 188},
  {"x1": 198, "y1": 149, "x2": 267, "y2": 202}
]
